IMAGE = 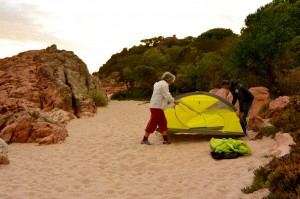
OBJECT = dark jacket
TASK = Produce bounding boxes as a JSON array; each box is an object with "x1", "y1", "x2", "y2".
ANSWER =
[{"x1": 229, "y1": 81, "x2": 254, "y2": 112}]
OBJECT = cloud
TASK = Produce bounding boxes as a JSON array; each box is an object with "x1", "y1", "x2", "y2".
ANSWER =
[
  {"x1": 1, "y1": 2, "x2": 43, "y2": 40},
  {"x1": 0, "y1": 1, "x2": 81, "y2": 49}
]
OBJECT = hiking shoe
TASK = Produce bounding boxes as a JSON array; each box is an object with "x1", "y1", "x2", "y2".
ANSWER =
[
  {"x1": 141, "y1": 140, "x2": 151, "y2": 145},
  {"x1": 163, "y1": 140, "x2": 171, "y2": 144}
]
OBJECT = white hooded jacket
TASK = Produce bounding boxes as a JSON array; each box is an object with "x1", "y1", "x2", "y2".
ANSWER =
[{"x1": 149, "y1": 80, "x2": 175, "y2": 110}]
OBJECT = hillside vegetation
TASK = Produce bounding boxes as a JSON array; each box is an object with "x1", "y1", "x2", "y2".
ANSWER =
[{"x1": 94, "y1": 0, "x2": 300, "y2": 100}]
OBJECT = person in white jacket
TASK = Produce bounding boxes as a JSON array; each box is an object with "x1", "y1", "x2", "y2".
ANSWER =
[{"x1": 141, "y1": 72, "x2": 179, "y2": 145}]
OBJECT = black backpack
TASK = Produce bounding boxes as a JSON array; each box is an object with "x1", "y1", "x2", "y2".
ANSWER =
[{"x1": 210, "y1": 149, "x2": 241, "y2": 160}]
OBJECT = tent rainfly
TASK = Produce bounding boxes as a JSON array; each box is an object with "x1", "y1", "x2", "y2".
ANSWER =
[{"x1": 164, "y1": 91, "x2": 245, "y2": 136}]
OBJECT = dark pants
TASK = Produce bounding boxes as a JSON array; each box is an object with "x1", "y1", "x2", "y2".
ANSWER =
[{"x1": 240, "y1": 100, "x2": 253, "y2": 135}]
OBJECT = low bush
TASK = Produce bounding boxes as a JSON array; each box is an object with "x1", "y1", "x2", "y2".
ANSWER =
[
  {"x1": 242, "y1": 146, "x2": 300, "y2": 199},
  {"x1": 259, "y1": 126, "x2": 279, "y2": 138},
  {"x1": 242, "y1": 95, "x2": 300, "y2": 198},
  {"x1": 111, "y1": 88, "x2": 152, "y2": 100},
  {"x1": 270, "y1": 96, "x2": 300, "y2": 133},
  {"x1": 88, "y1": 90, "x2": 108, "y2": 107}
]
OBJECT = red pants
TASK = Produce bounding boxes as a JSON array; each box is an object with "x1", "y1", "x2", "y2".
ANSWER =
[{"x1": 145, "y1": 108, "x2": 167, "y2": 133}]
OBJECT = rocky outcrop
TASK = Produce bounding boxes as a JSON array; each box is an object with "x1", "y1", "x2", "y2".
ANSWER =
[
  {"x1": 248, "y1": 87, "x2": 270, "y2": 116},
  {"x1": 0, "y1": 45, "x2": 108, "y2": 144},
  {"x1": 0, "y1": 111, "x2": 70, "y2": 144},
  {"x1": 99, "y1": 72, "x2": 127, "y2": 96}
]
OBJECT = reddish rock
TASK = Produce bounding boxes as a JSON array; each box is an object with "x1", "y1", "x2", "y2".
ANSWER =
[
  {"x1": 248, "y1": 87, "x2": 270, "y2": 117},
  {"x1": 39, "y1": 109, "x2": 75, "y2": 127},
  {"x1": 0, "y1": 45, "x2": 108, "y2": 144},
  {"x1": 247, "y1": 116, "x2": 265, "y2": 132},
  {"x1": 0, "y1": 114, "x2": 32, "y2": 143},
  {"x1": 99, "y1": 72, "x2": 127, "y2": 95},
  {"x1": 76, "y1": 98, "x2": 97, "y2": 118},
  {"x1": 269, "y1": 96, "x2": 290, "y2": 110},
  {"x1": 0, "y1": 111, "x2": 69, "y2": 144},
  {"x1": 268, "y1": 132, "x2": 296, "y2": 157},
  {"x1": 31, "y1": 122, "x2": 68, "y2": 145}
]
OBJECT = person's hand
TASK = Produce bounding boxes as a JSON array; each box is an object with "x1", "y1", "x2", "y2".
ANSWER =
[
  {"x1": 239, "y1": 112, "x2": 244, "y2": 118},
  {"x1": 173, "y1": 100, "x2": 180, "y2": 105}
]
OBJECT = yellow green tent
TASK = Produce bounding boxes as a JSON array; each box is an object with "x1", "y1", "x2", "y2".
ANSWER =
[{"x1": 164, "y1": 91, "x2": 245, "y2": 136}]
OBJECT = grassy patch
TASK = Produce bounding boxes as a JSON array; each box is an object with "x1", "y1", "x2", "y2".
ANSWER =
[{"x1": 88, "y1": 90, "x2": 108, "y2": 107}]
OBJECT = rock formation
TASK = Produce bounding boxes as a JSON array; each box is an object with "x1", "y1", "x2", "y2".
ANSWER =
[
  {"x1": 0, "y1": 45, "x2": 107, "y2": 145},
  {"x1": 99, "y1": 72, "x2": 127, "y2": 97},
  {"x1": 248, "y1": 87, "x2": 270, "y2": 116}
]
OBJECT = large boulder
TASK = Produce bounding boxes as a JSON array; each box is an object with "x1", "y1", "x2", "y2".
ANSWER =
[
  {"x1": 0, "y1": 45, "x2": 108, "y2": 144},
  {"x1": 268, "y1": 132, "x2": 296, "y2": 157},
  {"x1": 248, "y1": 87, "x2": 270, "y2": 117},
  {"x1": 0, "y1": 111, "x2": 69, "y2": 144}
]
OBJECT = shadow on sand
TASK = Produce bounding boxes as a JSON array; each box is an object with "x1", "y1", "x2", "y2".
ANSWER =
[{"x1": 166, "y1": 132, "x2": 244, "y2": 143}]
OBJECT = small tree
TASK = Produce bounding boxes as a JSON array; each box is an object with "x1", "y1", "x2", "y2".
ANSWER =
[
  {"x1": 120, "y1": 67, "x2": 135, "y2": 89},
  {"x1": 142, "y1": 48, "x2": 166, "y2": 68},
  {"x1": 133, "y1": 65, "x2": 157, "y2": 90}
]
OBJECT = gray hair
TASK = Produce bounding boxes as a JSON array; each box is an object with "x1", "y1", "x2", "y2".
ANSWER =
[{"x1": 162, "y1": 72, "x2": 176, "y2": 83}]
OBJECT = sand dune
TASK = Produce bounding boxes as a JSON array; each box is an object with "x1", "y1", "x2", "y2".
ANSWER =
[{"x1": 0, "y1": 100, "x2": 273, "y2": 199}]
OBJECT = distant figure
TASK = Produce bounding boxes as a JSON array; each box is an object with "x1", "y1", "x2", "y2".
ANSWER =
[
  {"x1": 141, "y1": 72, "x2": 179, "y2": 145},
  {"x1": 221, "y1": 80, "x2": 254, "y2": 135}
]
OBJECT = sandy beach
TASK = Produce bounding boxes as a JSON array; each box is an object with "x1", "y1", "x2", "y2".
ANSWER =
[{"x1": 0, "y1": 100, "x2": 274, "y2": 199}]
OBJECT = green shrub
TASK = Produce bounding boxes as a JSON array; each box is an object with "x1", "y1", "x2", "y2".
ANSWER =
[
  {"x1": 242, "y1": 148, "x2": 300, "y2": 198},
  {"x1": 111, "y1": 88, "x2": 151, "y2": 100},
  {"x1": 259, "y1": 126, "x2": 279, "y2": 138},
  {"x1": 110, "y1": 90, "x2": 129, "y2": 100},
  {"x1": 291, "y1": 130, "x2": 300, "y2": 143},
  {"x1": 88, "y1": 90, "x2": 108, "y2": 107},
  {"x1": 277, "y1": 68, "x2": 300, "y2": 96},
  {"x1": 242, "y1": 95, "x2": 300, "y2": 198},
  {"x1": 241, "y1": 166, "x2": 270, "y2": 193},
  {"x1": 270, "y1": 96, "x2": 300, "y2": 132}
]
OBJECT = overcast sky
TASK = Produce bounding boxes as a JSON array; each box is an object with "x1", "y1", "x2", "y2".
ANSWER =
[{"x1": 0, "y1": 0, "x2": 272, "y2": 73}]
